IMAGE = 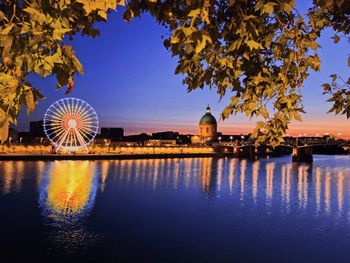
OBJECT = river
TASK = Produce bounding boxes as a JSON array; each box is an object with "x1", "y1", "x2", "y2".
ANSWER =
[{"x1": 1, "y1": 156, "x2": 350, "y2": 262}]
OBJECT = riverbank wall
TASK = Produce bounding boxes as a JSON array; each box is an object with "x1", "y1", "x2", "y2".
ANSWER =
[{"x1": 0, "y1": 145, "x2": 232, "y2": 161}]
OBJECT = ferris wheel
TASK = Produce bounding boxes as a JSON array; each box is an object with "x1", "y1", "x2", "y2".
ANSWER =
[{"x1": 43, "y1": 98, "x2": 99, "y2": 152}]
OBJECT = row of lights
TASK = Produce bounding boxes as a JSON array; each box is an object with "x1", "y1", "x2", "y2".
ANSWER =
[
  {"x1": 285, "y1": 132, "x2": 342, "y2": 137},
  {"x1": 8, "y1": 137, "x2": 43, "y2": 144}
]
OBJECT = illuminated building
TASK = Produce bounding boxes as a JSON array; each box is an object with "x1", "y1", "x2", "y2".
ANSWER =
[{"x1": 192, "y1": 105, "x2": 218, "y2": 144}]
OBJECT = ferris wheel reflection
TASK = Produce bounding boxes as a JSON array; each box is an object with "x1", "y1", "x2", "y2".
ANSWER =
[{"x1": 39, "y1": 161, "x2": 98, "y2": 222}]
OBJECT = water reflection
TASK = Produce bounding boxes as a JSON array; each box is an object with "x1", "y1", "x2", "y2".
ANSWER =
[
  {"x1": 265, "y1": 162, "x2": 275, "y2": 205},
  {"x1": 39, "y1": 161, "x2": 98, "y2": 221},
  {"x1": 3, "y1": 157, "x2": 350, "y2": 261},
  {"x1": 0, "y1": 158, "x2": 350, "y2": 219},
  {"x1": 281, "y1": 163, "x2": 292, "y2": 210},
  {"x1": 38, "y1": 161, "x2": 100, "y2": 253},
  {"x1": 337, "y1": 169, "x2": 344, "y2": 213},
  {"x1": 0, "y1": 161, "x2": 25, "y2": 194},
  {"x1": 1, "y1": 157, "x2": 350, "y2": 228}
]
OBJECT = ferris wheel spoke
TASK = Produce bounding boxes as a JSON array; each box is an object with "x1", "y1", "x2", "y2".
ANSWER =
[
  {"x1": 77, "y1": 107, "x2": 93, "y2": 122},
  {"x1": 48, "y1": 127, "x2": 68, "y2": 143},
  {"x1": 44, "y1": 98, "x2": 98, "y2": 152},
  {"x1": 79, "y1": 123, "x2": 98, "y2": 130},
  {"x1": 47, "y1": 105, "x2": 64, "y2": 117},
  {"x1": 45, "y1": 124, "x2": 64, "y2": 130},
  {"x1": 67, "y1": 98, "x2": 73, "y2": 116},
  {"x1": 45, "y1": 124, "x2": 66, "y2": 134},
  {"x1": 80, "y1": 130, "x2": 95, "y2": 143},
  {"x1": 75, "y1": 101, "x2": 87, "y2": 119},
  {"x1": 56, "y1": 128, "x2": 70, "y2": 151},
  {"x1": 77, "y1": 127, "x2": 94, "y2": 142},
  {"x1": 72, "y1": 98, "x2": 81, "y2": 117},
  {"x1": 78, "y1": 125, "x2": 96, "y2": 136},
  {"x1": 48, "y1": 106, "x2": 65, "y2": 118},
  {"x1": 61, "y1": 99, "x2": 72, "y2": 116},
  {"x1": 70, "y1": 130, "x2": 77, "y2": 147},
  {"x1": 45, "y1": 120, "x2": 64, "y2": 126},
  {"x1": 60, "y1": 99, "x2": 71, "y2": 117},
  {"x1": 44, "y1": 120, "x2": 63, "y2": 126},
  {"x1": 79, "y1": 118, "x2": 98, "y2": 128},
  {"x1": 44, "y1": 113, "x2": 64, "y2": 122},
  {"x1": 73, "y1": 129, "x2": 79, "y2": 147},
  {"x1": 77, "y1": 102, "x2": 96, "y2": 120},
  {"x1": 50, "y1": 104, "x2": 67, "y2": 119},
  {"x1": 45, "y1": 127, "x2": 66, "y2": 136},
  {"x1": 46, "y1": 113, "x2": 64, "y2": 124},
  {"x1": 74, "y1": 127, "x2": 89, "y2": 149}
]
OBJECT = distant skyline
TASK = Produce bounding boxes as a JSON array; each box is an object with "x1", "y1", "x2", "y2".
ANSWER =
[{"x1": 16, "y1": 2, "x2": 350, "y2": 138}]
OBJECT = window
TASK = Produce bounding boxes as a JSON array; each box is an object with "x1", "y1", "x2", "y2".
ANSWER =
[{"x1": 206, "y1": 127, "x2": 209, "y2": 134}]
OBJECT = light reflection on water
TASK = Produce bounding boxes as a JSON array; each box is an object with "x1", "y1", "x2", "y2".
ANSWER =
[
  {"x1": 1, "y1": 157, "x2": 350, "y2": 218},
  {"x1": 1, "y1": 156, "x2": 350, "y2": 261},
  {"x1": 39, "y1": 161, "x2": 98, "y2": 221},
  {"x1": 1, "y1": 157, "x2": 350, "y2": 219}
]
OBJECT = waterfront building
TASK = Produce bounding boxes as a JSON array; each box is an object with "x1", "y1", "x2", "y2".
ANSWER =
[
  {"x1": 30, "y1": 120, "x2": 45, "y2": 138},
  {"x1": 192, "y1": 105, "x2": 218, "y2": 144},
  {"x1": 101, "y1": 127, "x2": 124, "y2": 141},
  {"x1": 8, "y1": 128, "x2": 18, "y2": 143},
  {"x1": 145, "y1": 139, "x2": 177, "y2": 146},
  {"x1": 152, "y1": 131, "x2": 179, "y2": 140}
]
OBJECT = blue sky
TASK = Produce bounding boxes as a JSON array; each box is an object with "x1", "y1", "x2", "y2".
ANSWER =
[{"x1": 18, "y1": 2, "x2": 350, "y2": 137}]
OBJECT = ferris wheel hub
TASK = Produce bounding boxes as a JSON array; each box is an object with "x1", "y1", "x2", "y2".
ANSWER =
[{"x1": 68, "y1": 119, "x2": 77, "y2": 128}]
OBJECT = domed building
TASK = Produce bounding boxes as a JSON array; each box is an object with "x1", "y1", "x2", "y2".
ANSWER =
[{"x1": 199, "y1": 105, "x2": 217, "y2": 142}]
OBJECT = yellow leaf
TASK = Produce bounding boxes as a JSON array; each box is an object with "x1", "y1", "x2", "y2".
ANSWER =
[
  {"x1": 263, "y1": 2, "x2": 276, "y2": 14},
  {"x1": 293, "y1": 112, "x2": 302, "y2": 121},
  {"x1": 188, "y1": 9, "x2": 201, "y2": 18},
  {"x1": 25, "y1": 89, "x2": 36, "y2": 114},
  {"x1": 309, "y1": 41, "x2": 319, "y2": 51},
  {"x1": 0, "y1": 108, "x2": 6, "y2": 127},
  {"x1": 195, "y1": 35, "x2": 211, "y2": 53},
  {"x1": 246, "y1": 40, "x2": 263, "y2": 50},
  {"x1": 0, "y1": 120, "x2": 9, "y2": 143},
  {"x1": 281, "y1": 3, "x2": 293, "y2": 14}
]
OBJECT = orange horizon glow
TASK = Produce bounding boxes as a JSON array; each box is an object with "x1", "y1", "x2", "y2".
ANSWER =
[{"x1": 120, "y1": 119, "x2": 350, "y2": 139}]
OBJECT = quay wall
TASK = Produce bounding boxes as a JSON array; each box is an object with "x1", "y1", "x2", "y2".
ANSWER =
[
  {"x1": 0, "y1": 145, "x2": 232, "y2": 160},
  {"x1": 0, "y1": 145, "x2": 219, "y2": 155}
]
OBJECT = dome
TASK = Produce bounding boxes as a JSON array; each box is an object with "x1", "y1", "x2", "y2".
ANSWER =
[{"x1": 199, "y1": 106, "x2": 217, "y2": 125}]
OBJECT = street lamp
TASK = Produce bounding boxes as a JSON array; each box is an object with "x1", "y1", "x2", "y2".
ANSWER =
[
  {"x1": 40, "y1": 137, "x2": 43, "y2": 155},
  {"x1": 218, "y1": 136, "x2": 222, "y2": 145},
  {"x1": 230, "y1": 136, "x2": 233, "y2": 145},
  {"x1": 19, "y1": 137, "x2": 23, "y2": 143},
  {"x1": 104, "y1": 139, "x2": 108, "y2": 148}
]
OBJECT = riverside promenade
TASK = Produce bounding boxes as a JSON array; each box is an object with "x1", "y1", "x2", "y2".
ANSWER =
[
  {"x1": 0, "y1": 152, "x2": 227, "y2": 161},
  {"x1": 0, "y1": 144, "x2": 232, "y2": 161}
]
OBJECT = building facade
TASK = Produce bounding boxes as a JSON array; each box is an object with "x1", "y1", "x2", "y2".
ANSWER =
[{"x1": 198, "y1": 105, "x2": 217, "y2": 143}]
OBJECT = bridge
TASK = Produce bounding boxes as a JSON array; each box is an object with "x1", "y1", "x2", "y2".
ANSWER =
[{"x1": 220, "y1": 138, "x2": 349, "y2": 162}]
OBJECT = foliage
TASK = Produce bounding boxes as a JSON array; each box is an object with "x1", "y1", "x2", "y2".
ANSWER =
[
  {"x1": 125, "y1": 0, "x2": 349, "y2": 146},
  {"x1": 0, "y1": 0, "x2": 124, "y2": 142},
  {"x1": 323, "y1": 75, "x2": 350, "y2": 117},
  {"x1": 0, "y1": 0, "x2": 349, "y2": 146},
  {"x1": 309, "y1": 0, "x2": 350, "y2": 122}
]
